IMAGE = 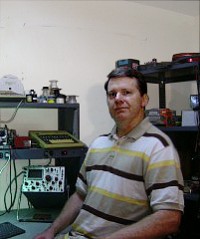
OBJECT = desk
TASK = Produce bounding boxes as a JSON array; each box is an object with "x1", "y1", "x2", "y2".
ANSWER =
[{"x1": 0, "y1": 208, "x2": 67, "y2": 239}]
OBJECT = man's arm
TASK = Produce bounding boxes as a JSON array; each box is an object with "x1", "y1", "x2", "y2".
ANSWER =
[
  {"x1": 105, "y1": 209, "x2": 182, "y2": 239},
  {"x1": 34, "y1": 191, "x2": 85, "y2": 239}
]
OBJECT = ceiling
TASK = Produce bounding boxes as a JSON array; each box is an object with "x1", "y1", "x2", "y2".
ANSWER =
[{"x1": 132, "y1": 1, "x2": 200, "y2": 17}]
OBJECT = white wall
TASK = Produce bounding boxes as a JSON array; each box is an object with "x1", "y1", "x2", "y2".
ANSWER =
[{"x1": 0, "y1": 0, "x2": 199, "y2": 210}]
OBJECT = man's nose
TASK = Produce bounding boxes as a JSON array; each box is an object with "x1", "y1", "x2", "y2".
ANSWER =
[{"x1": 115, "y1": 92, "x2": 123, "y2": 100}]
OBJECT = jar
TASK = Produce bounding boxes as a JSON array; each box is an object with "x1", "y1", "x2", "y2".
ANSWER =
[
  {"x1": 47, "y1": 95, "x2": 55, "y2": 103},
  {"x1": 30, "y1": 89, "x2": 37, "y2": 102},
  {"x1": 42, "y1": 86, "x2": 49, "y2": 98},
  {"x1": 26, "y1": 89, "x2": 37, "y2": 103},
  {"x1": 49, "y1": 80, "x2": 58, "y2": 89},
  {"x1": 67, "y1": 95, "x2": 78, "y2": 104},
  {"x1": 39, "y1": 86, "x2": 49, "y2": 103},
  {"x1": 56, "y1": 94, "x2": 66, "y2": 104},
  {"x1": 26, "y1": 94, "x2": 32, "y2": 103},
  {"x1": 49, "y1": 80, "x2": 59, "y2": 95}
]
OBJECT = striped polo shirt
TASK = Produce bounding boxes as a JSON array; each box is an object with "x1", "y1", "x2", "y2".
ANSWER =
[{"x1": 71, "y1": 117, "x2": 184, "y2": 238}]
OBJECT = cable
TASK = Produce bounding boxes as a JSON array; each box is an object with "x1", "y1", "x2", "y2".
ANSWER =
[
  {"x1": 43, "y1": 151, "x2": 53, "y2": 166},
  {"x1": 6, "y1": 156, "x2": 18, "y2": 212},
  {"x1": 16, "y1": 179, "x2": 33, "y2": 221},
  {"x1": 0, "y1": 170, "x2": 24, "y2": 216},
  {"x1": 16, "y1": 184, "x2": 23, "y2": 221},
  {"x1": 9, "y1": 154, "x2": 13, "y2": 212},
  {"x1": 0, "y1": 100, "x2": 23, "y2": 124},
  {"x1": 0, "y1": 155, "x2": 10, "y2": 175},
  {"x1": 0, "y1": 148, "x2": 23, "y2": 216},
  {"x1": 0, "y1": 148, "x2": 11, "y2": 216},
  {"x1": 3, "y1": 158, "x2": 17, "y2": 213}
]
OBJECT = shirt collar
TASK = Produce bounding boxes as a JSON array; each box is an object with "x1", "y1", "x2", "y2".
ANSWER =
[{"x1": 109, "y1": 117, "x2": 152, "y2": 141}]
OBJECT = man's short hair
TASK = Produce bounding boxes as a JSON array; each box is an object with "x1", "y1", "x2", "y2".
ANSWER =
[{"x1": 104, "y1": 67, "x2": 147, "y2": 96}]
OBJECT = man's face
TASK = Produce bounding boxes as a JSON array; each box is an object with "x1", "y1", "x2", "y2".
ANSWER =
[{"x1": 106, "y1": 77, "x2": 148, "y2": 124}]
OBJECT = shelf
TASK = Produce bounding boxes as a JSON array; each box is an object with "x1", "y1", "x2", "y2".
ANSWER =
[
  {"x1": 0, "y1": 97, "x2": 87, "y2": 201},
  {"x1": 138, "y1": 61, "x2": 200, "y2": 108},
  {"x1": 0, "y1": 101, "x2": 79, "y2": 109},
  {"x1": 0, "y1": 99, "x2": 84, "y2": 159},
  {"x1": 0, "y1": 101, "x2": 80, "y2": 138},
  {"x1": 158, "y1": 126, "x2": 198, "y2": 132},
  {"x1": 139, "y1": 61, "x2": 199, "y2": 84},
  {"x1": 7, "y1": 146, "x2": 87, "y2": 160}
]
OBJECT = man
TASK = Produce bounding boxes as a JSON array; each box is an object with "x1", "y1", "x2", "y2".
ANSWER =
[{"x1": 35, "y1": 67, "x2": 184, "y2": 239}]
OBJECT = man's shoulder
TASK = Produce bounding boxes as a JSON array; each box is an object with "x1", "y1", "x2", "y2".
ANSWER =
[
  {"x1": 145, "y1": 124, "x2": 173, "y2": 147},
  {"x1": 89, "y1": 133, "x2": 113, "y2": 148}
]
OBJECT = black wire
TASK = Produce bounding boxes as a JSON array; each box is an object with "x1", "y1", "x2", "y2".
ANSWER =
[
  {"x1": 12, "y1": 157, "x2": 18, "y2": 209},
  {"x1": 0, "y1": 170, "x2": 24, "y2": 216},
  {"x1": 9, "y1": 151, "x2": 13, "y2": 212},
  {"x1": 1, "y1": 155, "x2": 52, "y2": 215},
  {"x1": 5, "y1": 148, "x2": 14, "y2": 212},
  {"x1": 10, "y1": 156, "x2": 18, "y2": 209},
  {"x1": 0, "y1": 147, "x2": 18, "y2": 214}
]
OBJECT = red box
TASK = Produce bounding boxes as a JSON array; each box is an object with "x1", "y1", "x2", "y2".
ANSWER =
[{"x1": 14, "y1": 136, "x2": 31, "y2": 148}]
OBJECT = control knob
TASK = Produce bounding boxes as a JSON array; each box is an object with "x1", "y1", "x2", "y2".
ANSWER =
[{"x1": 45, "y1": 175, "x2": 52, "y2": 182}]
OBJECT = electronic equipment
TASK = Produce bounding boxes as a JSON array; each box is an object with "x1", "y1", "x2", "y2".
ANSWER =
[
  {"x1": 0, "y1": 222, "x2": 25, "y2": 239},
  {"x1": 18, "y1": 208, "x2": 60, "y2": 223},
  {"x1": 146, "y1": 108, "x2": 176, "y2": 126},
  {"x1": 0, "y1": 126, "x2": 9, "y2": 145},
  {"x1": 22, "y1": 166, "x2": 65, "y2": 193},
  {"x1": 0, "y1": 146, "x2": 10, "y2": 160},
  {"x1": 172, "y1": 53, "x2": 200, "y2": 63},
  {"x1": 22, "y1": 166, "x2": 67, "y2": 209},
  {"x1": 14, "y1": 136, "x2": 31, "y2": 148},
  {"x1": 116, "y1": 59, "x2": 140, "y2": 69},
  {"x1": 190, "y1": 94, "x2": 200, "y2": 110},
  {"x1": 0, "y1": 126, "x2": 13, "y2": 160},
  {"x1": 29, "y1": 130, "x2": 85, "y2": 148},
  {"x1": 0, "y1": 125, "x2": 16, "y2": 146},
  {"x1": 0, "y1": 74, "x2": 25, "y2": 95}
]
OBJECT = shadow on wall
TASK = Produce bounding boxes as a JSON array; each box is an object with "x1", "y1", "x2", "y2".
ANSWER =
[{"x1": 85, "y1": 83, "x2": 113, "y2": 141}]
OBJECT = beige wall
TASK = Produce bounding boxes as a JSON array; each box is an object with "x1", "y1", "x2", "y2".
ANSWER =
[{"x1": 0, "y1": 0, "x2": 199, "y2": 210}]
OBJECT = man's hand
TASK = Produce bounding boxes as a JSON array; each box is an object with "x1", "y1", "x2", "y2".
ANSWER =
[{"x1": 33, "y1": 226, "x2": 55, "y2": 239}]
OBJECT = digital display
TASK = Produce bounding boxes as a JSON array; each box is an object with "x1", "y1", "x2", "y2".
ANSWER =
[
  {"x1": 28, "y1": 169, "x2": 43, "y2": 179},
  {"x1": 117, "y1": 59, "x2": 128, "y2": 66}
]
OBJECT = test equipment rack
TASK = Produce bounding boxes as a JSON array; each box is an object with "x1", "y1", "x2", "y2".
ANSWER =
[
  {"x1": 139, "y1": 61, "x2": 200, "y2": 238},
  {"x1": 0, "y1": 101, "x2": 88, "y2": 197}
]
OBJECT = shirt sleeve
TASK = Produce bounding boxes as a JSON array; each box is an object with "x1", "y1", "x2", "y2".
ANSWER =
[{"x1": 144, "y1": 144, "x2": 184, "y2": 212}]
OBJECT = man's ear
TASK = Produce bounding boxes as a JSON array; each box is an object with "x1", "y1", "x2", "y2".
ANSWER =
[{"x1": 141, "y1": 94, "x2": 149, "y2": 108}]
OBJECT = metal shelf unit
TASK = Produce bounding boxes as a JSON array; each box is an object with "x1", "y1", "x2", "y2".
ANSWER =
[
  {"x1": 0, "y1": 100, "x2": 88, "y2": 161},
  {"x1": 0, "y1": 101, "x2": 80, "y2": 138},
  {"x1": 138, "y1": 61, "x2": 200, "y2": 177},
  {"x1": 0, "y1": 100, "x2": 88, "y2": 197},
  {"x1": 138, "y1": 61, "x2": 199, "y2": 108}
]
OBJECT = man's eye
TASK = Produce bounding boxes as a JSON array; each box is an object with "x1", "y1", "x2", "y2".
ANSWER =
[
  {"x1": 122, "y1": 90, "x2": 131, "y2": 96},
  {"x1": 107, "y1": 92, "x2": 117, "y2": 98}
]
